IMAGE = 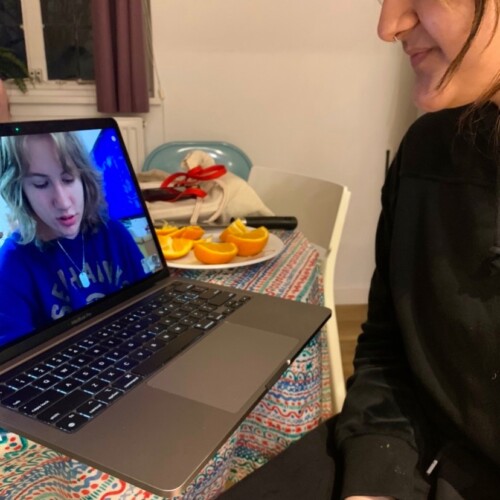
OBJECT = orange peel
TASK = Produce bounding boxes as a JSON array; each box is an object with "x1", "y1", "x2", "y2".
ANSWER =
[
  {"x1": 223, "y1": 226, "x2": 269, "y2": 256},
  {"x1": 193, "y1": 241, "x2": 238, "y2": 265}
]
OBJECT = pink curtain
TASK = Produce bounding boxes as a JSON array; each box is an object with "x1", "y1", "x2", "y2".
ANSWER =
[{"x1": 91, "y1": 0, "x2": 149, "y2": 113}]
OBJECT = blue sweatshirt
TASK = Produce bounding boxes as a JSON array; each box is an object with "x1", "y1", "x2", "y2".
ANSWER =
[{"x1": 0, "y1": 219, "x2": 148, "y2": 346}]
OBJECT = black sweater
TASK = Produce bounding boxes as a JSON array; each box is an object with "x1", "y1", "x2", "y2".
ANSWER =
[{"x1": 335, "y1": 105, "x2": 500, "y2": 499}]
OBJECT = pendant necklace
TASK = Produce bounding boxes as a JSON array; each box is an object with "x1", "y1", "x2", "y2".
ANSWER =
[{"x1": 57, "y1": 234, "x2": 91, "y2": 288}]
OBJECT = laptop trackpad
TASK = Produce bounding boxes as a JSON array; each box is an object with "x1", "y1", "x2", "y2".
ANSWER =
[{"x1": 147, "y1": 323, "x2": 298, "y2": 413}]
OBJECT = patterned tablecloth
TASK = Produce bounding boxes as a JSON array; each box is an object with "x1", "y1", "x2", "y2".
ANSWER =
[{"x1": 0, "y1": 230, "x2": 332, "y2": 500}]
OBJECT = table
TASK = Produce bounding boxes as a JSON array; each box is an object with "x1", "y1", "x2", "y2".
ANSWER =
[{"x1": 0, "y1": 230, "x2": 332, "y2": 499}]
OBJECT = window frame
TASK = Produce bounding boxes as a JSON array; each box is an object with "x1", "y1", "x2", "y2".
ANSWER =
[
  {"x1": 3, "y1": 0, "x2": 96, "y2": 105},
  {"x1": 5, "y1": 0, "x2": 158, "y2": 111}
]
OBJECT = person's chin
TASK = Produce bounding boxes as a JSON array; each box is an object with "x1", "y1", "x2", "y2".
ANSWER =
[
  {"x1": 63, "y1": 228, "x2": 81, "y2": 240},
  {"x1": 55, "y1": 223, "x2": 81, "y2": 240},
  {"x1": 412, "y1": 79, "x2": 480, "y2": 112}
]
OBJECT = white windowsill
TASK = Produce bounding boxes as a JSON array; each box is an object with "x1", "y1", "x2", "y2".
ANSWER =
[{"x1": 5, "y1": 80, "x2": 161, "y2": 108}]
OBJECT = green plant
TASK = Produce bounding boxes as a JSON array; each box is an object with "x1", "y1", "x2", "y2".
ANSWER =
[{"x1": 0, "y1": 47, "x2": 29, "y2": 92}]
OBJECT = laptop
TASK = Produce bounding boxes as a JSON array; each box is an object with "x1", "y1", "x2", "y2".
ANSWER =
[{"x1": 0, "y1": 117, "x2": 330, "y2": 497}]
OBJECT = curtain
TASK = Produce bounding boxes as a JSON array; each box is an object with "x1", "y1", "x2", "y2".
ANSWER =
[{"x1": 91, "y1": 0, "x2": 149, "y2": 113}]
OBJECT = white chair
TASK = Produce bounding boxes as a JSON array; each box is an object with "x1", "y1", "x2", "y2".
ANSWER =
[{"x1": 248, "y1": 166, "x2": 351, "y2": 414}]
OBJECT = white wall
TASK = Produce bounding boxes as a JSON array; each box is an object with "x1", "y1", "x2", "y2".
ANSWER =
[{"x1": 146, "y1": 0, "x2": 418, "y2": 304}]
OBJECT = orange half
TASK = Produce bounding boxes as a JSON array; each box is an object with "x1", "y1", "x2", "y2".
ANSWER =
[
  {"x1": 161, "y1": 236, "x2": 193, "y2": 260},
  {"x1": 193, "y1": 241, "x2": 238, "y2": 265},
  {"x1": 169, "y1": 225, "x2": 205, "y2": 240},
  {"x1": 224, "y1": 226, "x2": 269, "y2": 256}
]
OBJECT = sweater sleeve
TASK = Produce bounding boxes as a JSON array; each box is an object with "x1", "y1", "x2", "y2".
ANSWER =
[
  {"x1": 0, "y1": 239, "x2": 38, "y2": 343},
  {"x1": 334, "y1": 143, "x2": 433, "y2": 500}
]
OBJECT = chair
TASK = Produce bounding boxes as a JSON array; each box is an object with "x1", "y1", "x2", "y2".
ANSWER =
[
  {"x1": 142, "y1": 141, "x2": 252, "y2": 180},
  {"x1": 248, "y1": 166, "x2": 351, "y2": 414}
]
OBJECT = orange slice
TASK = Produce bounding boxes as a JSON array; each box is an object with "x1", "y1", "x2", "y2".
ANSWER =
[
  {"x1": 155, "y1": 225, "x2": 179, "y2": 247},
  {"x1": 169, "y1": 225, "x2": 205, "y2": 240},
  {"x1": 224, "y1": 226, "x2": 269, "y2": 256},
  {"x1": 219, "y1": 218, "x2": 248, "y2": 242},
  {"x1": 161, "y1": 236, "x2": 193, "y2": 260},
  {"x1": 155, "y1": 224, "x2": 179, "y2": 236},
  {"x1": 193, "y1": 241, "x2": 238, "y2": 265}
]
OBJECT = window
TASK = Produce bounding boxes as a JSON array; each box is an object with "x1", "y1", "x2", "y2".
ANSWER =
[{"x1": 0, "y1": 0, "x2": 94, "y2": 84}]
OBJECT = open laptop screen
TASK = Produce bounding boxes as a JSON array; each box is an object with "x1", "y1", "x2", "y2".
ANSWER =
[{"x1": 0, "y1": 119, "x2": 164, "y2": 353}]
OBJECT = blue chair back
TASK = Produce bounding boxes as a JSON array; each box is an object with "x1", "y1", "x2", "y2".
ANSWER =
[{"x1": 142, "y1": 141, "x2": 252, "y2": 180}]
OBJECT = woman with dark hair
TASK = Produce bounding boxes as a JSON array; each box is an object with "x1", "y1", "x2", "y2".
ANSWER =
[
  {"x1": 0, "y1": 132, "x2": 147, "y2": 343},
  {"x1": 221, "y1": 0, "x2": 500, "y2": 499}
]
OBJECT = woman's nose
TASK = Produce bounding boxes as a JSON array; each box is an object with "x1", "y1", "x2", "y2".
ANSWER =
[
  {"x1": 52, "y1": 183, "x2": 72, "y2": 208},
  {"x1": 377, "y1": 0, "x2": 418, "y2": 42}
]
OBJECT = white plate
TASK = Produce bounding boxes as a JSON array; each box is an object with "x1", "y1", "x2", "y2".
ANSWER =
[{"x1": 166, "y1": 229, "x2": 284, "y2": 270}]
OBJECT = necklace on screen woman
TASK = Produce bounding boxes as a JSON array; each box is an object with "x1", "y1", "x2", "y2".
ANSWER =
[{"x1": 57, "y1": 234, "x2": 90, "y2": 289}]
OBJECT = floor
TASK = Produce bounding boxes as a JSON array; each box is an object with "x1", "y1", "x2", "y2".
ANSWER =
[{"x1": 336, "y1": 304, "x2": 367, "y2": 381}]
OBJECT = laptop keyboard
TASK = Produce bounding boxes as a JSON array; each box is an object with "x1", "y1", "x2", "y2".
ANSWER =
[{"x1": 0, "y1": 282, "x2": 251, "y2": 432}]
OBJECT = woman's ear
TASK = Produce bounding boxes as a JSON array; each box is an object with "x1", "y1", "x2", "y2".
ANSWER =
[{"x1": 0, "y1": 80, "x2": 11, "y2": 122}]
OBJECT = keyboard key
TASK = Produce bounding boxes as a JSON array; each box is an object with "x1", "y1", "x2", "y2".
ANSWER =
[
  {"x1": 134, "y1": 331, "x2": 155, "y2": 343},
  {"x1": 81, "y1": 378, "x2": 109, "y2": 395},
  {"x1": 179, "y1": 317, "x2": 197, "y2": 327},
  {"x1": 208, "y1": 291, "x2": 235, "y2": 306},
  {"x1": 77, "y1": 399, "x2": 106, "y2": 418},
  {"x1": 37, "y1": 390, "x2": 90, "y2": 424},
  {"x1": 168, "y1": 324, "x2": 188, "y2": 335},
  {"x1": 116, "y1": 329, "x2": 137, "y2": 340},
  {"x1": 158, "y1": 317, "x2": 176, "y2": 327},
  {"x1": 101, "y1": 337, "x2": 123, "y2": 349},
  {"x1": 193, "y1": 319, "x2": 217, "y2": 331},
  {"x1": 100, "y1": 367, "x2": 124, "y2": 382},
  {"x1": 3, "y1": 385, "x2": 42, "y2": 409},
  {"x1": 95, "y1": 387, "x2": 123, "y2": 404},
  {"x1": 113, "y1": 373, "x2": 142, "y2": 391},
  {"x1": 54, "y1": 378, "x2": 80, "y2": 394},
  {"x1": 105, "y1": 349, "x2": 128, "y2": 361},
  {"x1": 68, "y1": 355, "x2": 93, "y2": 368},
  {"x1": 56, "y1": 412, "x2": 89, "y2": 432},
  {"x1": 52, "y1": 363, "x2": 78, "y2": 379},
  {"x1": 45, "y1": 354, "x2": 69, "y2": 368},
  {"x1": 5, "y1": 374, "x2": 32, "y2": 390},
  {"x1": 77, "y1": 337, "x2": 99, "y2": 349},
  {"x1": 143, "y1": 338, "x2": 166, "y2": 351},
  {"x1": 129, "y1": 348, "x2": 153, "y2": 362},
  {"x1": 157, "y1": 332, "x2": 176, "y2": 343},
  {"x1": 25, "y1": 364, "x2": 51, "y2": 379},
  {"x1": 60, "y1": 346, "x2": 84, "y2": 358},
  {"x1": 121, "y1": 339, "x2": 142, "y2": 351},
  {"x1": 146, "y1": 324, "x2": 167, "y2": 335},
  {"x1": 73, "y1": 367, "x2": 100, "y2": 382},
  {"x1": 89, "y1": 357, "x2": 114, "y2": 371},
  {"x1": 19, "y1": 389, "x2": 63, "y2": 416},
  {"x1": 0, "y1": 384, "x2": 15, "y2": 400},
  {"x1": 198, "y1": 289, "x2": 219, "y2": 300},
  {"x1": 87, "y1": 346, "x2": 109, "y2": 358},
  {"x1": 114, "y1": 358, "x2": 138, "y2": 372},
  {"x1": 31, "y1": 374, "x2": 60, "y2": 390}
]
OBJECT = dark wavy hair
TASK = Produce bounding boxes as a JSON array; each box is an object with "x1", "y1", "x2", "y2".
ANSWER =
[{"x1": 0, "y1": 132, "x2": 108, "y2": 244}]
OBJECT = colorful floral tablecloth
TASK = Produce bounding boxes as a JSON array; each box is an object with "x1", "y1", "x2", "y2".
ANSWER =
[{"x1": 0, "y1": 230, "x2": 332, "y2": 499}]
